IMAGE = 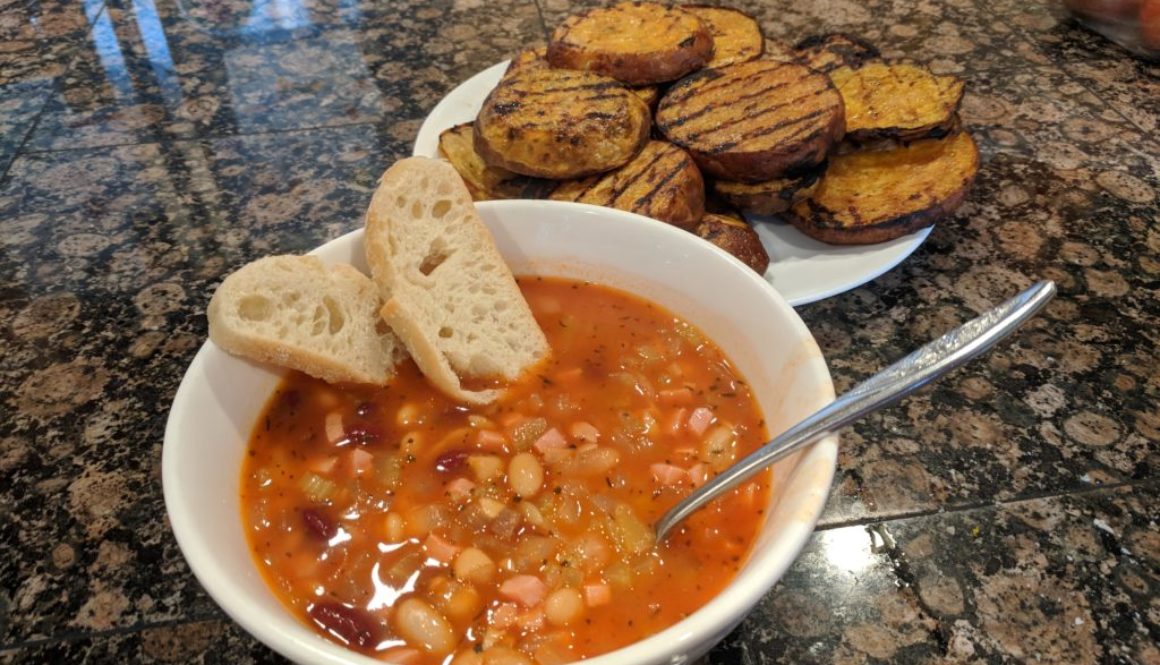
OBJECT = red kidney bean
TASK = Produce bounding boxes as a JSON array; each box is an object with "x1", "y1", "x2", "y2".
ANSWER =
[
  {"x1": 345, "y1": 424, "x2": 382, "y2": 446},
  {"x1": 307, "y1": 602, "x2": 378, "y2": 649},
  {"x1": 301, "y1": 508, "x2": 338, "y2": 541},
  {"x1": 434, "y1": 449, "x2": 470, "y2": 474}
]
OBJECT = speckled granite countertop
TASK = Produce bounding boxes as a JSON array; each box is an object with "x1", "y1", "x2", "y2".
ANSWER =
[{"x1": 0, "y1": 0, "x2": 1156, "y2": 662}]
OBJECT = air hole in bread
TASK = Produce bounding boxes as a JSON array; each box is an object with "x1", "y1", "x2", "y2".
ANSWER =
[
  {"x1": 432, "y1": 199, "x2": 452, "y2": 219},
  {"x1": 310, "y1": 305, "x2": 327, "y2": 335},
  {"x1": 494, "y1": 300, "x2": 509, "y2": 312},
  {"x1": 238, "y1": 295, "x2": 273, "y2": 321},
  {"x1": 410, "y1": 200, "x2": 424, "y2": 219},
  {"x1": 419, "y1": 240, "x2": 453, "y2": 276},
  {"x1": 396, "y1": 195, "x2": 406, "y2": 207},
  {"x1": 438, "y1": 326, "x2": 453, "y2": 339},
  {"x1": 322, "y1": 296, "x2": 345, "y2": 334},
  {"x1": 375, "y1": 319, "x2": 391, "y2": 336}
]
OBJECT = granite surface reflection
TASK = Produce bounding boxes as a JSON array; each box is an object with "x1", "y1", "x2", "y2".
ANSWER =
[{"x1": 0, "y1": 0, "x2": 1156, "y2": 663}]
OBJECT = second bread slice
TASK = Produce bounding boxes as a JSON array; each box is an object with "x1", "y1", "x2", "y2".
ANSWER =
[{"x1": 364, "y1": 157, "x2": 550, "y2": 404}]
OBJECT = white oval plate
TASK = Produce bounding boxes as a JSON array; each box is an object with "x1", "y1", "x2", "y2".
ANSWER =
[{"x1": 413, "y1": 61, "x2": 932, "y2": 307}]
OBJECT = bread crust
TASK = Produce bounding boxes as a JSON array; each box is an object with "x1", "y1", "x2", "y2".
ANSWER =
[
  {"x1": 364, "y1": 157, "x2": 550, "y2": 404},
  {"x1": 547, "y1": 2, "x2": 713, "y2": 85},
  {"x1": 787, "y1": 131, "x2": 979, "y2": 245},
  {"x1": 474, "y1": 68, "x2": 652, "y2": 179},
  {"x1": 657, "y1": 60, "x2": 845, "y2": 182}
]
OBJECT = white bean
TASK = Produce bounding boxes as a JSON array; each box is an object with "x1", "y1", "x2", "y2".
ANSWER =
[
  {"x1": 394, "y1": 598, "x2": 456, "y2": 654},
  {"x1": 508, "y1": 452, "x2": 544, "y2": 498}
]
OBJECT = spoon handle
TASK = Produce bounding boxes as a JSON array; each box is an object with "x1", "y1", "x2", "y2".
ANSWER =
[{"x1": 654, "y1": 280, "x2": 1057, "y2": 542}]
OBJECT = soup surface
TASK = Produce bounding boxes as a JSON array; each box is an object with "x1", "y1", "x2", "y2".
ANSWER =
[{"x1": 241, "y1": 277, "x2": 771, "y2": 664}]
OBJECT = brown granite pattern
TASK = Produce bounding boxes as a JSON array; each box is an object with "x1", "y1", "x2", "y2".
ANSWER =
[{"x1": 0, "y1": 0, "x2": 1157, "y2": 663}]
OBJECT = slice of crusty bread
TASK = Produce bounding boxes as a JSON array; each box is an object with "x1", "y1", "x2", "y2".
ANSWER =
[
  {"x1": 207, "y1": 255, "x2": 404, "y2": 385},
  {"x1": 364, "y1": 157, "x2": 550, "y2": 405}
]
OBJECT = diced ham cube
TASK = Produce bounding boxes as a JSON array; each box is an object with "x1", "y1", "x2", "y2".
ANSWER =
[
  {"x1": 650, "y1": 463, "x2": 688, "y2": 485},
  {"x1": 532, "y1": 428, "x2": 567, "y2": 453},
  {"x1": 569, "y1": 421, "x2": 600, "y2": 443},
  {"x1": 474, "y1": 429, "x2": 508, "y2": 451},
  {"x1": 348, "y1": 448, "x2": 374, "y2": 476},
  {"x1": 499, "y1": 574, "x2": 547, "y2": 607},
  {"x1": 445, "y1": 477, "x2": 476, "y2": 502},
  {"x1": 583, "y1": 583, "x2": 611, "y2": 607},
  {"x1": 658, "y1": 387, "x2": 694, "y2": 406},
  {"x1": 424, "y1": 533, "x2": 460, "y2": 564}
]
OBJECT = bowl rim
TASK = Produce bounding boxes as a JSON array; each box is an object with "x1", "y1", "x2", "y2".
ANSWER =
[{"x1": 163, "y1": 198, "x2": 839, "y2": 665}]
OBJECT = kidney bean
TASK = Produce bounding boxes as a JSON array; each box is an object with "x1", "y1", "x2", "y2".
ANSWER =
[
  {"x1": 345, "y1": 424, "x2": 382, "y2": 446},
  {"x1": 307, "y1": 602, "x2": 378, "y2": 649},
  {"x1": 434, "y1": 449, "x2": 470, "y2": 474},
  {"x1": 301, "y1": 508, "x2": 338, "y2": 541}
]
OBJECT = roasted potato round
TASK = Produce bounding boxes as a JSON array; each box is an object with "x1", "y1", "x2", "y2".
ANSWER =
[
  {"x1": 711, "y1": 165, "x2": 824, "y2": 216},
  {"x1": 683, "y1": 5, "x2": 765, "y2": 68},
  {"x1": 694, "y1": 211, "x2": 770, "y2": 274},
  {"x1": 794, "y1": 33, "x2": 881, "y2": 74},
  {"x1": 829, "y1": 61, "x2": 964, "y2": 144}
]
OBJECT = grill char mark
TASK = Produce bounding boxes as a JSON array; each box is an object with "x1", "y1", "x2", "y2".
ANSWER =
[{"x1": 674, "y1": 86, "x2": 831, "y2": 145}]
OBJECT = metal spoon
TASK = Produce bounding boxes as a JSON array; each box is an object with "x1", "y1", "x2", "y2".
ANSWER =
[{"x1": 654, "y1": 280, "x2": 1057, "y2": 542}]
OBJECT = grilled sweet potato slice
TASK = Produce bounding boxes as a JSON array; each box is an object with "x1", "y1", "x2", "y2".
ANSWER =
[
  {"x1": 694, "y1": 211, "x2": 770, "y2": 273},
  {"x1": 507, "y1": 45, "x2": 549, "y2": 74},
  {"x1": 788, "y1": 131, "x2": 979, "y2": 245},
  {"x1": 507, "y1": 45, "x2": 661, "y2": 110},
  {"x1": 547, "y1": 2, "x2": 713, "y2": 85},
  {"x1": 657, "y1": 59, "x2": 845, "y2": 182},
  {"x1": 683, "y1": 5, "x2": 764, "y2": 68},
  {"x1": 711, "y1": 163, "x2": 824, "y2": 215},
  {"x1": 828, "y1": 62, "x2": 965, "y2": 143},
  {"x1": 794, "y1": 33, "x2": 881, "y2": 74},
  {"x1": 438, "y1": 123, "x2": 555, "y2": 201},
  {"x1": 549, "y1": 140, "x2": 705, "y2": 229},
  {"x1": 474, "y1": 68, "x2": 651, "y2": 179}
]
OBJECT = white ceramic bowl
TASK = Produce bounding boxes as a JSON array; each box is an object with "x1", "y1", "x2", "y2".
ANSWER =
[{"x1": 163, "y1": 200, "x2": 838, "y2": 665}]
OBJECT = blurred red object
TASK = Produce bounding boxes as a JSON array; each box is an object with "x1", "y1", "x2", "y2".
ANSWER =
[{"x1": 1061, "y1": 0, "x2": 1160, "y2": 58}]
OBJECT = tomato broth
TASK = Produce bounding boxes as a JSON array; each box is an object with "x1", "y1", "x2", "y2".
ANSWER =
[{"x1": 241, "y1": 277, "x2": 772, "y2": 664}]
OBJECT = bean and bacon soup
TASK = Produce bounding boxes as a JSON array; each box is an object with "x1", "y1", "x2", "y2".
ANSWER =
[{"x1": 242, "y1": 277, "x2": 771, "y2": 664}]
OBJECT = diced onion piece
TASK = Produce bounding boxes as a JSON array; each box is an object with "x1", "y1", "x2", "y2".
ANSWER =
[
  {"x1": 453, "y1": 547, "x2": 496, "y2": 585},
  {"x1": 532, "y1": 427, "x2": 567, "y2": 453},
  {"x1": 467, "y1": 455, "x2": 504, "y2": 482},
  {"x1": 583, "y1": 583, "x2": 611, "y2": 607},
  {"x1": 299, "y1": 472, "x2": 338, "y2": 504},
  {"x1": 604, "y1": 562, "x2": 632, "y2": 590},
  {"x1": 569, "y1": 421, "x2": 600, "y2": 443},
  {"x1": 467, "y1": 415, "x2": 495, "y2": 429},
  {"x1": 394, "y1": 598, "x2": 456, "y2": 655},
  {"x1": 510, "y1": 417, "x2": 549, "y2": 451},
  {"x1": 384, "y1": 512, "x2": 405, "y2": 542},
  {"x1": 556, "y1": 447, "x2": 619, "y2": 476},
  {"x1": 377, "y1": 453, "x2": 403, "y2": 489},
  {"x1": 519, "y1": 502, "x2": 547, "y2": 530},
  {"x1": 687, "y1": 407, "x2": 715, "y2": 436},
  {"x1": 477, "y1": 497, "x2": 507, "y2": 520},
  {"x1": 544, "y1": 588, "x2": 585, "y2": 626},
  {"x1": 325, "y1": 411, "x2": 344, "y2": 444},
  {"x1": 308, "y1": 455, "x2": 339, "y2": 474},
  {"x1": 650, "y1": 462, "x2": 688, "y2": 486},
  {"x1": 611, "y1": 504, "x2": 655, "y2": 555},
  {"x1": 666, "y1": 407, "x2": 688, "y2": 436},
  {"x1": 533, "y1": 641, "x2": 574, "y2": 665},
  {"x1": 490, "y1": 602, "x2": 520, "y2": 629},
  {"x1": 498, "y1": 574, "x2": 546, "y2": 607},
  {"x1": 424, "y1": 533, "x2": 460, "y2": 563},
  {"x1": 701, "y1": 424, "x2": 737, "y2": 472}
]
